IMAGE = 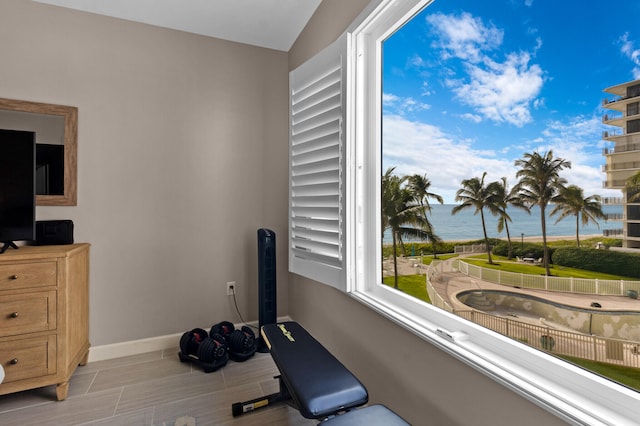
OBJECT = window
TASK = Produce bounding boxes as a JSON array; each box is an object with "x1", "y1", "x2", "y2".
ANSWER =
[{"x1": 289, "y1": 0, "x2": 640, "y2": 423}]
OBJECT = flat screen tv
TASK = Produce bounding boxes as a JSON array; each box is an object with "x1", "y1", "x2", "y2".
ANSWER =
[{"x1": 0, "y1": 129, "x2": 35, "y2": 253}]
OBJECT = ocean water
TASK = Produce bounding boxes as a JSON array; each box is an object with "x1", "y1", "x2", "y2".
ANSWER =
[{"x1": 383, "y1": 204, "x2": 622, "y2": 243}]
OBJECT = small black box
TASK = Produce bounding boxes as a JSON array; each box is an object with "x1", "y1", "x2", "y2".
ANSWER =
[{"x1": 35, "y1": 220, "x2": 74, "y2": 245}]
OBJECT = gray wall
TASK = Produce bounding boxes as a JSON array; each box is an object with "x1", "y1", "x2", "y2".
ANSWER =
[
  {"x1": 288, "y1": 1, "x2": 568, "y2": 425},
  {"x1": 0, "y1": 0, "x2": 290, "y2": 345},
  {"x1": 1, "y1": 0, "x2": 570, "y2": 423}
]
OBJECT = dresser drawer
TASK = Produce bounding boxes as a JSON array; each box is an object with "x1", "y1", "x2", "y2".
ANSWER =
[
  {"x1": 0, "y1": 335, "x2": 56, "y2": 383},
  {"x1": 0, "y1": 262, "x2": 57, "y2": 291},
  {"x1": 0, "y1": 291, "x2": 56, "y2": 338}
]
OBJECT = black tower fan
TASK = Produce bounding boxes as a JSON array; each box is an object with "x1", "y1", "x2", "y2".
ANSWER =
[{"x1": 257, "y1": 228, "x2": 277, "y2": 352}]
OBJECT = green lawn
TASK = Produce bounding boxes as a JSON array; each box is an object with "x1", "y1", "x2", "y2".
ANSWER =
[
  {"x1": 463, "y1": 255, "x2": 639, "y2": 281},
  {"x1": 382, "y1": 274, "x2": 431, "y2": 303}
]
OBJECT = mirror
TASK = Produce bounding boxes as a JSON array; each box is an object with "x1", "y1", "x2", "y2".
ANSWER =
[{"x1": 0, "y1": 98, "x2": 77, "y2": 206}]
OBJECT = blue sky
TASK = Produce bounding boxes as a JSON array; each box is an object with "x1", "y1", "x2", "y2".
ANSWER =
[{"x1": 382, "y1": 0, "x2": 640, "y2": 204}]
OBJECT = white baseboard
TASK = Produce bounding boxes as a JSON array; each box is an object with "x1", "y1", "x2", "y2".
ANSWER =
[
  {"x1": 87, "y1": 316, "x2": 292, "y2": 363},
  {"x1": 88, "y1": 332, "x2": 183, "y2": 363}
]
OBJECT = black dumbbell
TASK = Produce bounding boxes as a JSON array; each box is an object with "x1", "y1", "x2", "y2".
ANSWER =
[
  {"x1": 179, "y1": 328, "x2": 229, "y2": 369},
  {"x1": 179, "y1": 328, "x2": 208, "y2": 358},
  {"x1": 227, "y1": 326, "x2": 257, "y2": 361}
]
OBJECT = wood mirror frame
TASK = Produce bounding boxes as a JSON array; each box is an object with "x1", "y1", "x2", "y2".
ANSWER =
[{"x1": 0, "y1": 98, "x2": 77, "y2": 206}]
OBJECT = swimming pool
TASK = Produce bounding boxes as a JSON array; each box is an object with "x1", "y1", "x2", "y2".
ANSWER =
[{"x1": 457, "y1": 289, "x2": 640, "y2": 342}]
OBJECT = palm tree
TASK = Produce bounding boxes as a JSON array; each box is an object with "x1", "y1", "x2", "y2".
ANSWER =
[
  {"x1": 550, "y1": 185, "x2": 606, "y2": 247},
  {"x1": 408, "y1": 173, "x2": 444, "y2": 257},
  {"x1": 514, "y1": 150, "x2": 571, "y2": 275},
  {"x1": 382, "y1": 168, "x2": 434, "y2": 288},
  {"x1": 452, "y1": 172, "x2": 501, "y2": 264},
  {"x1": 625, "y1": 170, "x2": 640, "y2": 203},
  {"x1": 494, "y1": 177, "x2": 530, "y2": 259}
]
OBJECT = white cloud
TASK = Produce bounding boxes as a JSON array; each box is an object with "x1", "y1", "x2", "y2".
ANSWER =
[
  {"x1": 620, "y1": 33, "x2": 640, "y2": 79},
  {"x1": 447, "y1": 52, "x2": 544, "y2": 126},
  {"x1": 460, "y1": 113, "x2": 482, "y2": 123},
  {"x1": 383, "y1": 92, "x2": 431, "y2": 115},
  {"x1": 383, "y1": 113, "x2": 619, "y2": 203},
  {"x1": 383, "y1": 114, "x2": 516, "y2": 203},
  {"x1": 427, "y1": 12, "x2": 545, "y2": 127},
  {"x1": 426, "y1": 12, "x2": 503, "y2": 63}
]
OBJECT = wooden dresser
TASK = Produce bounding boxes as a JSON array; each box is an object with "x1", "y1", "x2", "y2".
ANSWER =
[{"x1": 0, "y1": 243, "x2": 89, "y2": 401}]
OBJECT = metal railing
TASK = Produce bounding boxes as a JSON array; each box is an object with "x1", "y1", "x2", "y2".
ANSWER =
[
  {"x1": 602, "y1": 197, "x2": 624, "y2": 205},
  {"x1": 603, "y1": 142, "x2": 640, "y2": 154},
  {"x1": 456, "y1": 310, "x2": 640, "y2": 368},
  {"x1": 425, "y1": 262, "x2": 640, "y2": 368}
]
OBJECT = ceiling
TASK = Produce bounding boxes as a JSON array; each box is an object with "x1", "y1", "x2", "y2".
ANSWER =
[{"x1": 33, "y1": 0, "x2": 322, "y2": 51}]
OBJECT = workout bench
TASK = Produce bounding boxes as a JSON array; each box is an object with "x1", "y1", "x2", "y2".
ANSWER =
[{"x1": 232, "y1": 321, "x2": 408, "y2": 424}]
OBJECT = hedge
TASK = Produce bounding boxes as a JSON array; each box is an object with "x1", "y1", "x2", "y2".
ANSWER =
[
  {"x1": 492, "y1": 240, "x2": 555, "y2": 260},
  {"x1": 552, "y1": 247, "x2": 640, "y2": 278}
]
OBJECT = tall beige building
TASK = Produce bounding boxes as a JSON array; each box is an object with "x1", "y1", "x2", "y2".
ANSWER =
[{"x1": 602, "y1": 78, "x2": 640, "y2": 249}]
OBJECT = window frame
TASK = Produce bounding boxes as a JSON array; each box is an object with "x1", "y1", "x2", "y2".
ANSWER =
[{"x1": 344, "y1": 0, "x2": 640, "y2": 424}]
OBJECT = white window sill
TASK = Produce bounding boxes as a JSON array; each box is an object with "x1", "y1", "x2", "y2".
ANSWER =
[{"x1": 349, "y1": 286, "x2": 640, "y2": 426}]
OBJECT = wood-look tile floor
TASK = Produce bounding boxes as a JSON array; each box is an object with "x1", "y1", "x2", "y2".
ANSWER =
[{"x1": 0, "y1": 348, "x2": 315, "y2": 425}]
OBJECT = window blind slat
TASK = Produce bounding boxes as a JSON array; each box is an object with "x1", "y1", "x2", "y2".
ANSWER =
[
  {"x1": 292, "y1": 143, "x2": 340, "y2": 166},
  {"x1": 292, "y1": 109, "x2": 341, "y2": 138}
]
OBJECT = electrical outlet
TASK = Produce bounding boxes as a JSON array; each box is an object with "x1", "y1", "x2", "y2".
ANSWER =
[{"x1": 226, "y1": 281, "x2": 236, "y2": 296}]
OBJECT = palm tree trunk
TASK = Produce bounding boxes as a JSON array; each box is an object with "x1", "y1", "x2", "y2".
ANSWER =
[
  {"x1": 540, "y1": 204, "x2": 550, "y2": 276},
  {"x1": 392, "y1": 232, "x2": 399, "y2": 289},
  {"x1": 505, "y1": 221, "x2": 513, "y2": 259},
  {"x1": 575, "y1": 214, "x2": 580, "y2": 247},
  {"x1": 480, "y1": 208, "x2": 493, "y2": 264}
]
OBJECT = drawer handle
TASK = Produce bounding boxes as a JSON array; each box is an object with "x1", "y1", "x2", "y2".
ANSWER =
[
  {"x1": 10, "y1": 312, "x2": 19, "y2": 318},
  {"x1": 9, "y1": 358, "x2": 18, "y2": 365},
  {"x1": 10, "y1": 275, "x2": 18, "y2": 280}
]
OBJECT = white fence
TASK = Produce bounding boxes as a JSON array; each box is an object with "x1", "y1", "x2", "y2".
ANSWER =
[
  {"x1": 455, "y1": 260, "x2": 640, "y2": 296},
  {"x1": 454, "y1": 244, "x2": 486, "y2": 254}
]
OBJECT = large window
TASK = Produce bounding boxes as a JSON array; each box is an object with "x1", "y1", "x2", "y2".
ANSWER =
[
  {"x1": 289, "y1": 0, "x2": 640, "y2": 423},
  {"x1": 345, "y1": 0, "x2": 640, "y2": 424}
]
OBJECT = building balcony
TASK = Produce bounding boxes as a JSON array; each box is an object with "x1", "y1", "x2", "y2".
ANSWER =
[
  {"x1": 602, "y1": 93, "x2": 640, "y2": 109},
  {"x1": 604, "y1": 115, "x2": 640, "y2": 128},
  {"x1": 605, "y1": 213, "x2": 624, "y2": 221},
  {"x1": 602, "y1": 142, "x2": 640, "y2": 154},
  {"x1": 603, "y1": 228, "x2": 624, "y2": 237},
  {"x1": 602, "y1": 130, "x2": 624, "y2": 140},
  {"x1": 602, "y1": 113, "x2": 624, "y2": 123},
  {"x1": 603, "y1": 179, "x2": 628, "y2": 188},
  {"x1": 602, "y1": 196, "x2": 624, "y2": 205},
  {"x1": 602, "y1": 160, "x2": 640, "y2": 172}
]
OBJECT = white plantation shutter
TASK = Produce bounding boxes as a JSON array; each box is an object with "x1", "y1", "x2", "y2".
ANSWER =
[{"x1": 289, "y1": 33, "x2": 348, "y2": 290}]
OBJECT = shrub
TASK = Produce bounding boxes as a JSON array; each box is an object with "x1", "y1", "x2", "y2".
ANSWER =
[
  {"x1": 552, "y1": 247, "x2": 640, "y2": 278},
  {"x1": 492, "y1": 241, "x2": 549, "y2": 259}
]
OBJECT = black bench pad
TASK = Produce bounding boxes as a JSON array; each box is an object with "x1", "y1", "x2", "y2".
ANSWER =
[
  {"x1": 261, "y1": 321, "x2": 369, "y2": 419},
  {"x1": 320, "y1": 404, "x2": 410, "y2": 425}
]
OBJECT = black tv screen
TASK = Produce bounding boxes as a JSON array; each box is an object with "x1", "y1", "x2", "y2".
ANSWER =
[{"x1": 0, "y1": 129, "x2": 35, "y2": 253}]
